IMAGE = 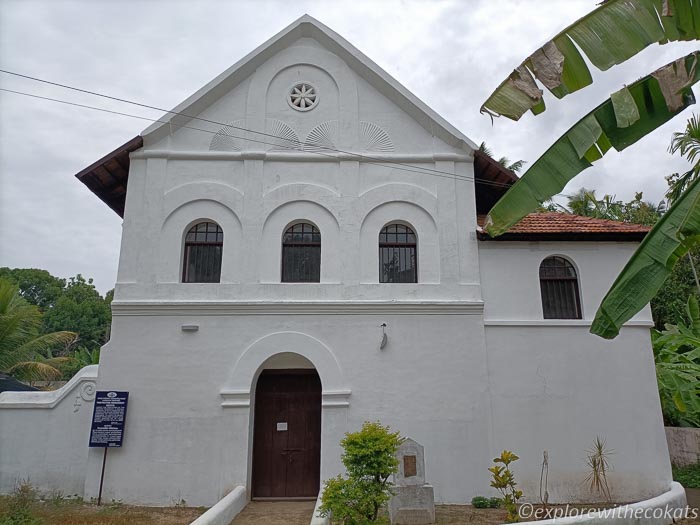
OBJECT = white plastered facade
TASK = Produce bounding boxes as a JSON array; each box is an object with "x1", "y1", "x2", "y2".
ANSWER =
[{"x1": 0, "y1": 15, "x2": 671, "y2": 507}]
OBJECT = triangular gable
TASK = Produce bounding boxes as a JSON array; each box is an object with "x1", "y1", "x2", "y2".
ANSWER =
[{"x1": 140, "y1": 14, "x2": 478, "y2": 152}]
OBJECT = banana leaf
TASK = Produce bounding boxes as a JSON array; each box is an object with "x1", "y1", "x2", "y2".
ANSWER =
[
  {"x1": 481, "y1": 0, "x2": 700, "y2": 120},
  {"x1": 484, "y1": 51, "x2": 700, "y2": 237},
  {"x1": 590, "y1": 176, "x2": 700, "y2": 338}
]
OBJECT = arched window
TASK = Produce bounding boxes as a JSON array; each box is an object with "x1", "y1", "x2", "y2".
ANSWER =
[
  {"x1": 539, "y1": 256, "x2": 582, "y2": 319},
  {"x1": 282, "y1": 223, "x2": 321, "y2": 282},
  {"x1": 182, "y1": 221, "x2": 223, "y2": 283},
  {"x1": 379, "y1": 223, "x2": 417, "y2": 283}
]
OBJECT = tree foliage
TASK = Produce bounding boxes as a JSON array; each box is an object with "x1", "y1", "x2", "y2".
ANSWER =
[
  {"x1": 562, "y1": 188, "x2": 664, "y2": 225},
  {"x1": 666, "y1": 113, "x2": 700, "y2": 204},
  {"x1": 652, "y1": 251, "x2": 699, "y2": 328},
  {"x1": 0, "y1": 279, "x2": 77, "y2": 382},
  {"x1": 0, "y1": 268, "x2": 112, "y2": 380},
  {"x1": 652, "y1": 295, "x2": 700, "y2": 427},
  {"x1": 43, "y1": 275, "x2": 111, "y2": 351},
  {"x1": 0, "y1": 268, "x2": 65, "y2": 310},
  {"x1": 478, "y1": 142, "x2": 526, "y2": 173}
]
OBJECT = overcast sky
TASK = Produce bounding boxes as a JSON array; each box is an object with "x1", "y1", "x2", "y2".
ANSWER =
[{"x1": 0, "y1": 0, "x2": 697, "y2": 293}]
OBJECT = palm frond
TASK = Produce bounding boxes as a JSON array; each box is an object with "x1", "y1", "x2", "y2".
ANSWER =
[{"x1": 7, "y1": 361, "x2": 63, "y2": 382}]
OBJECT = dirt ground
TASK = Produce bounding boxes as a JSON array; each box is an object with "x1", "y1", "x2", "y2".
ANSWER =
[
  {"x1": 0, "y1": 497, "x2": 205, "y2": 525},
  {"x1": 2, "y1": 496, "x2": 698, "y2": 525}
]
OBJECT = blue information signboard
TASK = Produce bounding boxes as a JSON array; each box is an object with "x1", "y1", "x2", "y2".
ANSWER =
[{"x1": 89, "y1": 391, "x2": 129, "y2": 448}]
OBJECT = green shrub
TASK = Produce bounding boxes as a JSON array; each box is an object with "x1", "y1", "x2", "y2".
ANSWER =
[
  {"x1": 471, "y1": 495, "x2": 502, "y2": 509},
  {"x1": 319, "y1": 421, "x2": 403, "y2": 525},
  {"x1": 673, "y1": 463, "x2": 700, "y2": 488},
  {"x1": 0, "y1": 483, "x2": 41, "y2": 525},
  {"x1": 471, "y1": 496, "x2": 489, "y2": 508}
]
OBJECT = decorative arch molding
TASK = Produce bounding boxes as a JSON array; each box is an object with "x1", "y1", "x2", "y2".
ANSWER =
[
  {"x1": 162, "y1": 182, "x2": 244, "y2": 224},
  {"x1": 247, "y1": 46, "x2": 359, "y2": 148},
  {"x1": 158, "y1": 199, "x2": 243, "y2": 283},
  {"x1": 359, "y1": 200, "x2": 440, "y2": 284},
  {"x1": 263, "y1": 183, "x2": 340, "y2": 211},
  {"x1": 259, "y1": 199, "x2": 341, "y2": 283},
  {"x1": 220, "y1": 331, "x2": 350, "y2": 408},
  {"x1": 357, "y1": 183, "x2": 438, "y2": 227}
]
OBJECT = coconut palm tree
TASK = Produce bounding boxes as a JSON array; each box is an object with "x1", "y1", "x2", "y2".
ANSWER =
[
  {"x1": 478, "y1": 142, "x2": 526, "y2": 173},
  {"x1": 667, "y1": 114, "x2": 700, "y2": 205},
  {"x1": 0, "y1": 279, "x2": 76, "y2": 382}
]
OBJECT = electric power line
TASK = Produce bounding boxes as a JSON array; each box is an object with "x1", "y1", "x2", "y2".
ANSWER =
[
  {"x1": 0, "y1": 68, "x2": 518, "y2": 189},
  {"x1": 0, "y1": 86, "x2": 520, "y2": 190}
]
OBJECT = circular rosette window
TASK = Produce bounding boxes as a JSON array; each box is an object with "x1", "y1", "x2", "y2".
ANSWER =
[{"x1": 288, "y1": 82, "x2": 318, "y2": 112}]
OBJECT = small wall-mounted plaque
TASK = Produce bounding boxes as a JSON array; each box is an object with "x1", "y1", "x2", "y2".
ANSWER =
[
  {"x1": 403, "y1": 455, "x2": 417, "y2": 477},
  {"x1": 276, "y1": 422, "x2": 288, "y2": 431}
]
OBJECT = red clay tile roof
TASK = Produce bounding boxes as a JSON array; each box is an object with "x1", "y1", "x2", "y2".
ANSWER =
[{"x1": 477, "y1": 212, "x2": 650, "y2": 241}]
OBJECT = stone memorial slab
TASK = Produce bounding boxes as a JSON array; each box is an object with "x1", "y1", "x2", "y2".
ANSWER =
[{"x1": 389, "y1": 438, "x2": 435, "y2": 524}]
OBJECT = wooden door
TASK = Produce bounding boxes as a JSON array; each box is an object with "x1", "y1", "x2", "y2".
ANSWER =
[{"x1": 252, "y1": 370, "x2": 321, "y2": 499}]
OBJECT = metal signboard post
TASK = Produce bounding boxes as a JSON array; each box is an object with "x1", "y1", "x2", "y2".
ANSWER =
[{"x1": 89, "y1": 391, "x2": 129, "y2": 505}]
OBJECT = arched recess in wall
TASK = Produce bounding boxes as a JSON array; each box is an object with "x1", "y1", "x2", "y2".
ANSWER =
[
  {"x1": 220, "y1": 331, "x2": 349, "y2": 407},
  {"x1": 259, "y1": 199, "x2": 340, "y2": 283},
  {"x1": 358, "y1": 185, "x2": 439, "y2": 284},
  {"x1": 159, "y1": 198, "x2": 243, "y2": 284},
  {"x1": 246, "y1": 45, "x2": 359, "y2": 149}
]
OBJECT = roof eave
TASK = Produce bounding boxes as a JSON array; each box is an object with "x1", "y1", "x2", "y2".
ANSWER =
[
  {"x1": 476, "y1": 231, "x2": 648, "y2": 242},
  {"x1": 74, "y1": 136, "x2": 143, "y2": 218}
]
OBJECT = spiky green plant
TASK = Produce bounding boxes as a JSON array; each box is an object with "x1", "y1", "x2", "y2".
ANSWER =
[{"x1": 584, "y1": 437, "x2": 613, "y2": 502}]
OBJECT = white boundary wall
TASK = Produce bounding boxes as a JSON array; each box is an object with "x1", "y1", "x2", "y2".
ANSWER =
[
  {"x1": 0, "y1": 366, "x2": 97, "y2": 496},
  {"x1": 518, "y1": 482, "x2": 689, "y2": 525}
]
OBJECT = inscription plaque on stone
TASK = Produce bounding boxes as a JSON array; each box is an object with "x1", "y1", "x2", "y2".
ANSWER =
[{"x1": 404, "y1": 455, "x2": 417, "y2": 477}]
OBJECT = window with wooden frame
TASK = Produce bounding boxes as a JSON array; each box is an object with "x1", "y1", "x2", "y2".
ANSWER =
[
  {"x1": 379, "y1": 223, "x2": 417, "y2": 283},
  {"x1": 282, "y1": 223, "x2": 321, "y2": 283},
  {"x1": 539, "y1": 256, "x2": 582, "y2": 319},
  {"x1": 182, "y1": 221, "x2": 223, "y2": 283}
]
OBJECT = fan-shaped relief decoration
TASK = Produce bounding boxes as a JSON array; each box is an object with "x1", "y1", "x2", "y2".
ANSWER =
[
  {"x1": 209, "y1": 120, "x2": 246, "y2": 151},
  {"x1": 360, "y1": 121, "x2": 394, "y2": 152},
  {"x1": 267, "y1": 119, "x2": 302, "y2": 151},
  {"x1": 304, "y1": 120, "x2": 339, "y2": 152},
  {"x1": 288, "y1": 82, "x2": 319, "y2": 112}
]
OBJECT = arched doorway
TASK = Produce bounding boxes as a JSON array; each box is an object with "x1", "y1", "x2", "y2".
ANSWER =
[{"x1": 251, "y1": 368, "x2": 322, "y2": 499}]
